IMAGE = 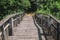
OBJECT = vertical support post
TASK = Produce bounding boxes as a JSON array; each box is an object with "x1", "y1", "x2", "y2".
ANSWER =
[
  {"x1": 2, "y1": 25, "x2": 8, "y2": 40},
  {"x1": 0, "y1": 27, "x2": 2, "y2": 40},
  {"x1": 41, "y1": 16, "x2": 43, "y2": 26},
  {"x1": 20, "y1": 14, "x2": 21, "y2": 23},
  {"x1": 3, "y1": 25, "x2": 5, "y2": 40},
  {"x1": 48, "y1": 16, "x2": 51, "y2": 35},
  {"x1": 2, "y1": 25, "x2": 5, "y2": 40},
  {"x1": 0, "y1": 32, "x2": 2, "y2": 40},
  {"x1": 9, "y1": 17, "x2": 14, "y2": 36},
  {"x1": 16, "y1": 17, "x2": 18, "y2": 26},
  {"x1": 18, "y1": 15, "x2": 20, "y2": 24},
  {"x1": 11, "y1": 17, "x2": 14, "y2": 34},
  {"x1": 21, "y1": 14, "x2": 22, "y2": 21},
  {"x1": 57, "y1": 23, "x2": 59, "y2": 40},
  {"x1": 15, "y1": 18, "x2": 17, "y2": 27},
  {"x1": 11, "y1": 17, "x2": 14, "y2": 28}
]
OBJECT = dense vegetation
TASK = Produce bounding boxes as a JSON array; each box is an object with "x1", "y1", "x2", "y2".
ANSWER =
[
  {"x1": 0, "y1": 0, "x2": 31, "y2": 20},
  {"x1": 0, "y1": 0, "x2": 60, "y2": 20},
  {"x1": 36, "y1": 0, "x2": 60, "y2": 20}
]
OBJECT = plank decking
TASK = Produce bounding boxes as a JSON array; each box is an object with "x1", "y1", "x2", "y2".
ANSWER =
[{"x1": 8, "y1": 15, "x2": 39, "y2": 40}]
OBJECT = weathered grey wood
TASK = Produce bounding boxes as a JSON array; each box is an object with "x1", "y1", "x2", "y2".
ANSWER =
[
  {"x1": 8, "y1": 15, "x2": 39, "y2": 40},
  {"x1": 35, "y1": 13, "x2": 60, "y2": 40},
  {"x1": 0, "y1": 32, "x2": 2, "y2": 40},
  {"x1": 0, "y1": 12, "x2": 23, "y2": 26},
  {"x1": 49, "y1": 15, "x2": 60, "y2": 23},
  {"x1": 0, "y1": 12, "x2": 24, "y2": 40}
]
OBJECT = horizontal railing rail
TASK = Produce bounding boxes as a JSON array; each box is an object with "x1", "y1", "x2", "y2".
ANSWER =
[
  {"x1": 49, "y1": 15, "x2": 60, "y2": 40},
  {"x1": 0, "y1": 12, "x2": 24, "y2": 40},
  {"x1": 34, "y1": 13, "x2": 60, "y2": 40}
]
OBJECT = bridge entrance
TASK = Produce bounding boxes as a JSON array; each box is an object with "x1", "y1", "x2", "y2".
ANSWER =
[{"x1": 25, "y1": 13, "x2": 35, "y2": 16}]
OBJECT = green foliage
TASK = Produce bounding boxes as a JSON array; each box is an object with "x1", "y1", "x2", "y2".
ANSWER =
[
  {"x1": 0, "y1": 0, "x2": 31, "y2": 20},
  {"x1": 21, "y1": 0, "x2": 30, "y2": 8},
  {"x1": 36, "y1": 0, "x2": 60, "y2": 20},
  {"x1": 0, "y1": 0, "x2": 60, "y2": 20}
]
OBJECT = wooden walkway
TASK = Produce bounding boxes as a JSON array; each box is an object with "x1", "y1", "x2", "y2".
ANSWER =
[{"x1": 8, "y1": 15, "x2": 39, "y2": 40}]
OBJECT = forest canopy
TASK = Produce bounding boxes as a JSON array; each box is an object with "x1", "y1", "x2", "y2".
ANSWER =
[
  {"x1": 0, "y1": 0, "x2": 60, "y2": 20},
  {"x1": 36, "y1": 0, "x2": 60, "y2": 20},
  {"x1": 0, "y1": 0, "x2": 31, "y2": 20}
]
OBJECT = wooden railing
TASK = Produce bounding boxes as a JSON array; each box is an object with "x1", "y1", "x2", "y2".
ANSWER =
[
  {"x1": 34, "y1": 13, "x2": 60, "y2": 40},
  {"x1": 0, "y1": 12, "x2": 24, "y2": 40},
  {"x1": 49, "y1": 15, "x2": 60, "y2": 40}
]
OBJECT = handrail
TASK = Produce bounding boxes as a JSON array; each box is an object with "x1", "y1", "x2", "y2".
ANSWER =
[
  {"x1": 49, "y1": 14, "x2": 60, "y2": 23},
  {"x1": 0, "y1": 32, "x2": 2, "y2": 35},
  {"x1": 4, "y1": 23, "x2": 10, "y2": 30},
  {"x1": 0, "y1": 12, "x2": 23, "y2": 26},
  {"x1": 34, "y1": 13, "x2": 60, "y2": 40},
  {"x1": 0, "y1": 12, "x2": 24, "y2": 40}
]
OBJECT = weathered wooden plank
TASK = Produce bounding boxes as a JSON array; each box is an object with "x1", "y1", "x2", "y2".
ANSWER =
[{"x1": 8, "y1": 15, "x2": 39, "y2": 40}]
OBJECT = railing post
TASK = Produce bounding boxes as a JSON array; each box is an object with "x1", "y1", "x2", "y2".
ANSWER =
[
  {"x1": 16, "y1": 18, "x2": 18, "y2": 27},
  {"x1": 2, "y1": 25, "x2": 8, "y2": 40},
  {"x1": 48, "y1": 16, "x2": 51, "y2": 35},
  {"x1": 8, "y1": 18, "x2": 13, "y2": 36},
  {"x1": 18, "y1": 15, "x2": 20, "y2": 24},
  {"x1": 41, "y1": 15, "x2": 43, "y2": 27},
  {"x1": 21, "y1": 14, "x2": 22, "y2": 21},
  {"x1": 20, "y1": 14, "x2": 21, "y2": 23},
  {"x1": 57, "y1": 23, "x2": 59, "y2": 40},
  {"x1": 59, "y1": 24, "x2": 60, "y2": 40},
  {"x1": 2, "y1": 25, "x2": 5, "y2": 40},
  {"x1": 11, "y1": 17, "x2": 14, "y2": 28},
  {"x1": 19, "y1": 14, "x2": 21, "y2": 24},
  {"x1": 0, "y1": 32, "x2": 2, "y2": 40},
  {"x1": 0, "y1": 25, "x2": 5, "y2": 40}
]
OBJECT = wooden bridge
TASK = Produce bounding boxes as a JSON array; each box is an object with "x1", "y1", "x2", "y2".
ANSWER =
[
  {"x1": 9, "y1": 14, "x2": 39, "y2": 40},
  {"x1": 0, "y1": 12, "x2": 60, "y2": 40}
]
